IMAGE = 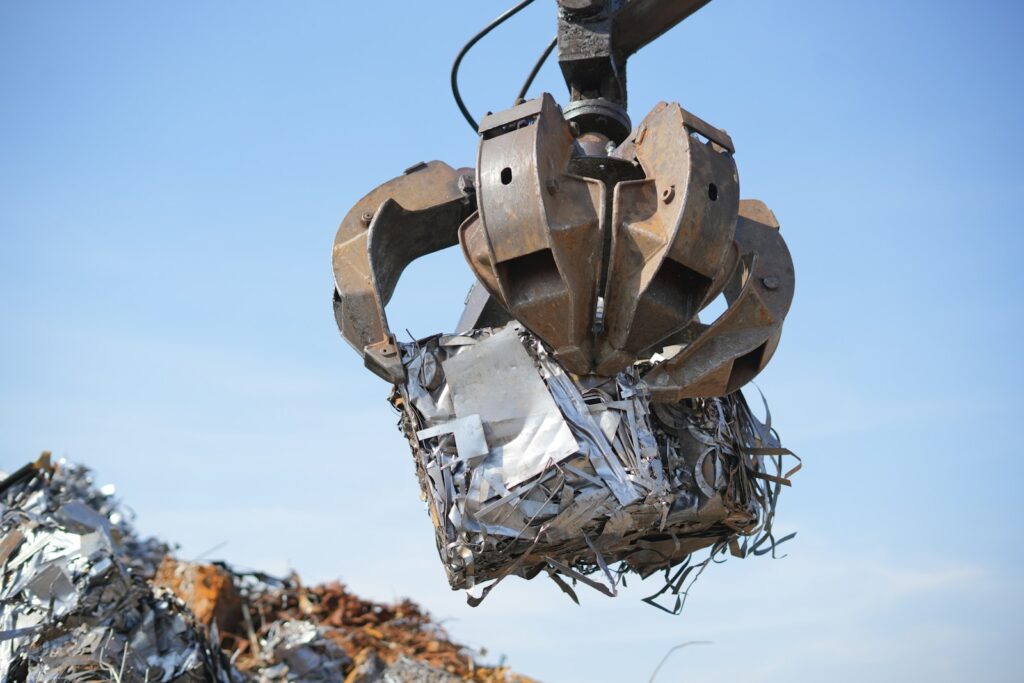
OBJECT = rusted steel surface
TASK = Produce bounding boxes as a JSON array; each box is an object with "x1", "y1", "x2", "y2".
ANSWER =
[
  {"x1": 154, "y1": 557, "x2": 243, "y2": 637},
  {"x1": 463, "y1": 94, "x2": 605, "y2": 375},
  {"x1": 643, "y1": 199, "x2": 794, "y2": 400},
  {"x1": 596, "y1": 101, "x2": 739, "y2": 376},
  {"x1": 555, "y1": 0, "x2": 714, "y2": 144},
  {"x1": 614, "y1": 0, "x2": 714, "y2": 55},
  {"x1": 332, "y1": 161, "x2": 475, "y2": 382}
]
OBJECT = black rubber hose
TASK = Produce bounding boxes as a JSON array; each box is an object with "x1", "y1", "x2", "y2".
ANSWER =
[
  {"x1": 516, "y1": 35, "x2": 557, "y2": 103},
  {"x1": 451, "y1": 0, "x2": 536, "y2": 132}
]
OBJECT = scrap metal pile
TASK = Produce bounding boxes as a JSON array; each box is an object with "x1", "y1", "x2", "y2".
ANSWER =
[
  {"x1": 0, "y1": 455, "x2": 536, "y2": 683},
  {"x1": 332, "y1": 0, "x2": 799, "y2": 610}
]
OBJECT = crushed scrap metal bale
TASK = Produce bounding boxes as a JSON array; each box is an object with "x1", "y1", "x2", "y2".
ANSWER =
[
  {"x1": 395, "y1": 323, "x2": 799, "y2": 611},
  {"x1": 0, "y1": 456, "x2": 537, "y2": 683}
]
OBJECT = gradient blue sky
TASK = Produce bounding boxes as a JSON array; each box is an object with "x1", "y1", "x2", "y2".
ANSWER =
[{"x1": 2, "y1": 1, "x2": 1022, "y2": 681}]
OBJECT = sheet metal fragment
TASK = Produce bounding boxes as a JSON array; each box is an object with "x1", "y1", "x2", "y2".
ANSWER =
[{"x1": 441, "y1": 325, "x2": 579, "y2": 488}]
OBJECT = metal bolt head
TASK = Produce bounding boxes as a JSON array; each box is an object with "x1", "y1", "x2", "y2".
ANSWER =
[
  {"x1": 360, "y1": 211, "x2": 374, "y2": 224},
  {"x1": 762, "y1": 275, "x2": 780, "y2": 290},
  {"x1": 661, "y1": 185, "x2": 675, "y2": 204},
  {"x1": 458, "y1": 173, "x2": 476, "y2": 194}
]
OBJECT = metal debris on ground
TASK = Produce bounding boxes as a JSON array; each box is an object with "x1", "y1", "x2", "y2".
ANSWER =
[
  {"x1": 394, "y1": 323, "x2": 799, "y2": 611},
  {"x1": 0, "y1": 453, "x2": 238, "y2": 683},
  {"x1": 0, "y1": 456, "x2": 537, "y2": 683}
]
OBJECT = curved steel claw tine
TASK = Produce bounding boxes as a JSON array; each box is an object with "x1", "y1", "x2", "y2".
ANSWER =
[
  {"x1": 464, "y1": 94, "x2": 605, "y2": 375},
  {"x1": 596, "y1": 101, "x2": 740, "y2": 375},
  {"x1": 332, "y1": 161, "x2": 475, "y2": 382},
  {"x1": 642, "y1": 200, "x2": 795, "y2": 401}
]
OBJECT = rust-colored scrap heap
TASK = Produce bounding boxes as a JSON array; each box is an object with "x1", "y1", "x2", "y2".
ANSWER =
[
  {"x1": 0, "y1": 456, "x2": 536, "y2": 683},
  {"x1": 162, "y1": 561, "x2": 536, "y2": 683}
]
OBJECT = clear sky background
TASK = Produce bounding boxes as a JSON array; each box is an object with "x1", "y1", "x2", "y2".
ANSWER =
[{"x1": 2, "y1": 1, "x2": 1022, "y2": 681}]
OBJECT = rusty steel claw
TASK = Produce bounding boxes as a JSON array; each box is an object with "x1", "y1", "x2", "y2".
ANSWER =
[
  {"x1": 333, "y1": 98, "x2": 794, "y2": 401},
  {"x1": 463, "y1": 97, "x2": 746, "y2": 381},
  {"x1": 642, "y1": 200, "x2": 795, "y2": 401},
  {"x1": 462, "y1": 94, "x2": 605, "y2": 375},
  {"x1": 333, "y1": 95, "x2": 793, "y2": 405},
  {"x1": 595, "y1": 101, "x2": 740, "y2": 375},
  {"x1": 331, "y1": 161, "x2": 476, "y2": 382}
]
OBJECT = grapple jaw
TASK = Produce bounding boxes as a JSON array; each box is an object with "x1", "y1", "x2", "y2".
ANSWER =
[
  {"x1": 331, "y1": 94, "x2": 793, "y2": 399},
  {"x1": 643, "y1": 199, "x2": 795, "y2": 400},
  {"x1": 595, "y1": 101, "x2": 741, "y2": 375},
  {"x1": 462, "y1": 94, "x2": 606, "y2": 375},
  {"x1": 330, "y1": 161, "x2": 476, "y2": 383}
]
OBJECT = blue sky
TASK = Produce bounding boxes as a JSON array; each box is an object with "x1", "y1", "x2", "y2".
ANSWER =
[{"x1": 1, "y1": 1, "x2": 1022, "y2": 681}]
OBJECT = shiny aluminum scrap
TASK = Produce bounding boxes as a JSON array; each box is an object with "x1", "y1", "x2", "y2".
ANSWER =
[
  {"x1": 394, "y1": 323, "x2": 798, "y2": 611},
  {"x1": 0, "y1": 455, "x2": 239, "y2": 683}
]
